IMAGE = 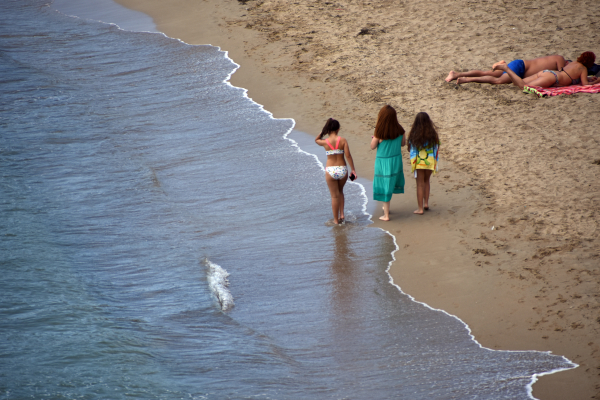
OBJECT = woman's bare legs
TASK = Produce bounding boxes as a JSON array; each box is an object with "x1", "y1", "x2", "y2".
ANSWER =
[
  {"x1": 456, "y1": 74, "x2": 512, "y2": 85},
  {"x1": 445, "y1": 69, "x2": 504, "y2": 82},
  {"x1": 493, "y1": 62, "x2": 557, "y2": 89},
  {"x1": 414, "y1": 170, "x2": 433, "y2": 214},
  {"x1": 337, "y1": 178, "x2": 346, "y2": 222},
  {"x1": 380, "y1": 201, "x2": 390, "y2": 221},
  {"x1": 492, "y1": 61, "x2": 527, "y2": 89},
  {"x1": 325, "y1": 172, "x2": 348, "y2": 224}
]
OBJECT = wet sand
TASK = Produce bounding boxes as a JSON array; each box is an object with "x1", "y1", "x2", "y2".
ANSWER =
[{"x1": 114, "y1": 0, "x2": 600, "y2": 398}]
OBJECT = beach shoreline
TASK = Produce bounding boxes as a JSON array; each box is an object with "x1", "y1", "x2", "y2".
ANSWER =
[{"x1": 112, "y1": 0, "x2": 599, "y2": 398}]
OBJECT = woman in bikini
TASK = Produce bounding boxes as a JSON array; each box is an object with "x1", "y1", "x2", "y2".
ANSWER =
[
  {"x1": 493, "y1": 51, "x2": 598, "y2": 91},
  {"x1": 315, "y1": 118, "x2": 357, "y2": 225}
]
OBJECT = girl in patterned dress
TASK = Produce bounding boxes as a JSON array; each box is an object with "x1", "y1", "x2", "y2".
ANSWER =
[{"x1": 407, "y1": 112, "x2": 440, "y2": 215}]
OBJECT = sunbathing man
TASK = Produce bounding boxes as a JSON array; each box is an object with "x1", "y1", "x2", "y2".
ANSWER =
[
  {"x1": 445, "y1": 55, "x2": 566, "y2": 84},
  {"x1": 492, "y1": 52, "x2": 598, "y2": 91}
]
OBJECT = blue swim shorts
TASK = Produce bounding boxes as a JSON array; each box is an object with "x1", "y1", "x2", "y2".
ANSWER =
[{"x1": 503, "y1": 59, "x2": 526, "y2": 78}]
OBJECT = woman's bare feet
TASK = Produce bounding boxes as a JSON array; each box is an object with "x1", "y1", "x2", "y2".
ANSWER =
[
  {"x1": 379, "y1": 215, "x2": 390, "y2": 221},
  {"x1": 492, "y1": 60, "x2": 507, "y2": 71},
  {"x1": 413, "y1": 209, "x2": 424, "y2": 215},
  {"x1": 445, "y1": 71, "x2": 459, "y2": 82}
]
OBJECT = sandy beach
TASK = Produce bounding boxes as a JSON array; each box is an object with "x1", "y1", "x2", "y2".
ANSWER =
[{"x1": 114, "y1": 0, "x2": 599, "y2": 398}]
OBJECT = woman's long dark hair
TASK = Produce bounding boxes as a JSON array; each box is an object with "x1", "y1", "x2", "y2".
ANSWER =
[
  {"x1": 407, "y1": 112, "x2": 439, "y2": 150},
  {"x1": 318, "y1": 118, "x2": 340, "y2": 139},
  {"x1": 373, "y1": 105, "x2": 404, "y2": 140}
]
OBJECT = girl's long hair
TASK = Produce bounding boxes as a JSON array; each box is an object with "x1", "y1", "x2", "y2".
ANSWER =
[
  {"x1": 318, "y1": 118, "x2": 340, "y2": 139},
  {"x1": 373, "y1": 105, "x2": 404, "y2": 140},
  {"x1": 407, "y1": 112, "x2": 439, "y2": 150}
]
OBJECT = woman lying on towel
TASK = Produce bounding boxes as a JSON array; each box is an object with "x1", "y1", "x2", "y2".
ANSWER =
[{"x1": 492, "y1": 51, "x2": 599, "y2": 91}]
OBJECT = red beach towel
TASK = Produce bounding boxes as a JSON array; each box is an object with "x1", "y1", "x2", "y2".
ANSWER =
[{"x1": 526, "y1": 81, "x2": 600, "y2": 97}]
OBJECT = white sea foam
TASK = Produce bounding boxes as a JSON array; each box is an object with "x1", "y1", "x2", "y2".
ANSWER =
[
  {"x1": 205, "y1": 258, "x2": 234, "y2": 311},
  {"x1": 378, "y1": 228, "x2": 578, "y2": 399}
]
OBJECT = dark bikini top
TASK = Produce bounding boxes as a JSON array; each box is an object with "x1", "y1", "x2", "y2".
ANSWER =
[{"x1": 561, "y1": 68, "x2": 581, "y2": 85}]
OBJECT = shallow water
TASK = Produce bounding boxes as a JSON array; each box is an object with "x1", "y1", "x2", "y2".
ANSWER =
[{"x1": 0, "y1": 1, "x2": 575, "y2": 398}]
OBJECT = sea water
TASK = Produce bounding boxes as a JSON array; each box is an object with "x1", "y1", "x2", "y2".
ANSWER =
[{"x1": 0, "y1": 0, "x2": 575, "y2": 398}]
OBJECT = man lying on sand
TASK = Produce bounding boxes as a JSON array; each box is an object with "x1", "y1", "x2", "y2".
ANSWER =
[
  {"x1": 492, "y1": 51, "x2": 598, "y2": 92},
  {"x1": 445, "y1": 55, "x2": 566, "y2": 85}
]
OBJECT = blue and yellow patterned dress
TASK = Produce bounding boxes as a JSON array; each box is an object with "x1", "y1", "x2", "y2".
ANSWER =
[{"x1": 410, "y1": 142, "x2": 439, "y2": 175}]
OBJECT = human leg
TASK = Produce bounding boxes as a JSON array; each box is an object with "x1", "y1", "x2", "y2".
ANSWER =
[
  {"x1": 325, "y1": 173, "x2": 342, "y2": 224},
  {"x1": 414, "y1": 170, "x2": 426, "y2": 215},
  {"x1": 337, "y1": 175, "x2": 348, "y2": 221},
  {"x1": 492, "y1": 62, "x2": 527, "y2": 89},
  {"x1": 456, "y1": 74, "x2": 512, "y2": 84},
  {"x1": 446, "y1": 69, "x2": 503, "y2": 82},
  {"x1": 422, "y1": 170, "x2": 432, "y2": 210},
  {"x1": 380, "y1": 201, "x2": 390, "y2": 221}
]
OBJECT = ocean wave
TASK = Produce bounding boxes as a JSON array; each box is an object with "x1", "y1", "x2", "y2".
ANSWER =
[{"x1": 204, "y1": 258, "x2": 234, "y2": 311}]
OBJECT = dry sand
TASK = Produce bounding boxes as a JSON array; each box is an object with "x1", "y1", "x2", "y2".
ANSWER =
[{"x1": 115, "y1": 0, "x2": 600, "y2": 398}]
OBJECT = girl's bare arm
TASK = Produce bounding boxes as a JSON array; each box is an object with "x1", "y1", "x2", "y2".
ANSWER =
[
  {"x1": 344, "y1": 140, "x2": 357, "y2": 177},
  {"x1": 370, "y1": 136, "x2": 381, "y2": 150}
]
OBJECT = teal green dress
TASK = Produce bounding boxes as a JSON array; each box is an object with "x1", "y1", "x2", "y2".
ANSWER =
[{"x1": 373, "y1": 135, "x2": 404, "y2": 202}]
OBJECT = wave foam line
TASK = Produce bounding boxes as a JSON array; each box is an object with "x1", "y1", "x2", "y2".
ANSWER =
[
  {"x1": 379, "y1": 229, "x2": 577, "y2": 399},
  {"x1": 204, "y1": 258, "x2": 234, "y2": 311}
]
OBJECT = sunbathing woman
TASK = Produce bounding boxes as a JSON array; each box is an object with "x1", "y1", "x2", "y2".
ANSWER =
[
  {"x1": 493, "y1": 52, "x2": 598, "y2": 91},
  {"x1": 315, "y1": 118, "x2": 357, "y2": 225},
  {"x1": 445, "y1": 55, "x2": 566, "y2": 85}
]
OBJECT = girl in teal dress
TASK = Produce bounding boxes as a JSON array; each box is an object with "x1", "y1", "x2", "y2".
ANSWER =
[{"x1": 370, "y1": 105, "x2": 406, "y2": 221}]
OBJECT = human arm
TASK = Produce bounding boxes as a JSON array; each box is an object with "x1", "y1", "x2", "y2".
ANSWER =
[
  {"x1": 401, "y1": 135, "x2": 406, "y2": 147},
  {"x1": 556, "y1": 56, "x2": 566, "y2": 71},
  {"x1": 580, "y1": 70, "x2": 594, "y2": 86},
  {"x1": 344, "y1": 139, "x2": 357, "y2": 178},
  {"x1": 573, "y1": 62, "x2": 600, "y2": 86},
  {"x1": 584, "y1": 73, "x2": 600, "y2": 85},
  {"x1": 370, "y1": 136, "x2": 381, "y2": 150}
]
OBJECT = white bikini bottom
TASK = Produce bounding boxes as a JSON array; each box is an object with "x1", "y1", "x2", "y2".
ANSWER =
[{"x1": 326, "y1": 166, "x2": 347, "y2": 180}]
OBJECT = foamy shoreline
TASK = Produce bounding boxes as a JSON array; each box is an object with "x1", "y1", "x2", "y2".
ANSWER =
[{"x1": 63, "y1": 0, "x2": 600, "y2": 398}]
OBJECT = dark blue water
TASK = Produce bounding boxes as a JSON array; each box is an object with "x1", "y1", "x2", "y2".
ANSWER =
[{"x1": 0, "y1": 0, "x2": 575, "y2": 399}]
